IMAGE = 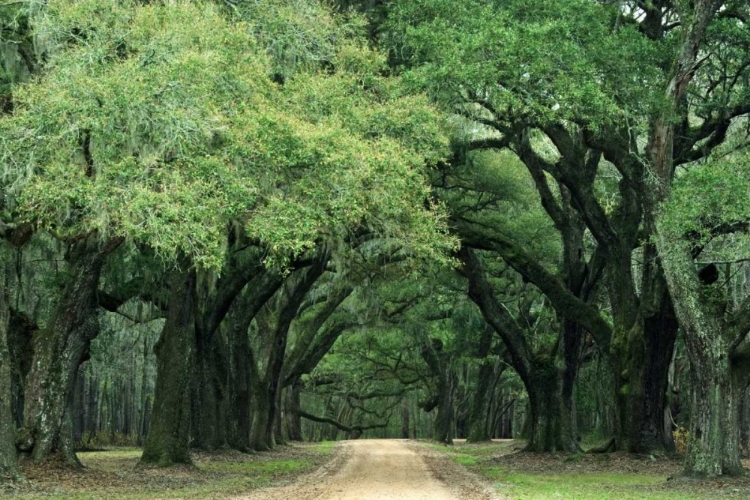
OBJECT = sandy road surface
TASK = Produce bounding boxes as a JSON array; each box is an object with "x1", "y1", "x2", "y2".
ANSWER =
[{"x1": 238, "y1": 439, "x2": 501, "y2": 500}]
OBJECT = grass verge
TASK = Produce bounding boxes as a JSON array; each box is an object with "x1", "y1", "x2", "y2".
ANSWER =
[
  {"x1": 2, "y1": 441, "x2": 337, "y2": 499},
  {"x1": 427, "y1": 439, "x2": 750, "y2": 499}
]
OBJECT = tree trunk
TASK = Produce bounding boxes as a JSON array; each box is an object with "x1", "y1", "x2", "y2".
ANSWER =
[
  {"x1": 525, "y1": 361, "x2": 580, "y2": 453},
  {"x1": 434, "y1": 369, "x2": 454, "y2": 444},
  {"x1": 73, "y1": 368, "x2": 85, "y2": 444},
  {"x1": 137, "y1": 336, "x2": 149, "y2": 446},
  {"x1": 225, "y1": 319, "x2": 252, "y2": 452},
  {"x1": 249, "y1": 381, "x2": 272, "y2": 452},
  {"x1": 461, "y1": 247, "x2": 581, "y2": 451},
  {"x1": 466, "y1": 359, "x2": 494, "y2": 443},
  {"x1": 22, "y1": 237, "x2": 120, "y2": 465},
  {"x1": 740, "y1": 386, "x2": 750, "y2": 458},
  {"x1": 400, "y1": 398, "x2": 410, "y2": 440},
  {"x1": 286, "y1": 384, "x2": 303, "y2": 442},
  {"x1": 657, "y1": 231, "x2": 744, "y2": 476},
  {"x1": 467, "y1": 326, "x2": 496, "y2": 443},
  {"x1": 646, "y1": 0, "x2": 728, "y2": 472},
  {"x1": 190, "y1": 330, "x2": 227, "y2": 450},
  {"x1": 140, "y1": 267, "x2": 197, "y2": 466},
  {"x1": 274, "y1": 388, "x2": 286, "y2": 446},
  {"x1": 623, "y1": 289, "x2": 678, "y2": 453},
  {"x1": 8, "y1": 309, "x2": 34, "y2": 431},
  {"x1": 684, "y1": 348, "x2": 742, "y2": 476},
  {"x1": 0, "y1": 257, "x2": 20, "y2": 479}
]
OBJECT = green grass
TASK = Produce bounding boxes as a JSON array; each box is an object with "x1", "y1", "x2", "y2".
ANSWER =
[
  {"x1": 309, "y1": 440, "x2": 337, "y2": 456},
  {"x1": 484, "y1": 468, "x2": 699, "y2": 500},
  {"x1": 426, "y1": 440, "x2": 750, "y2": 500},
  {"x1": 7, "y1": 442, "x2": 339, "y2": 500},
  {"x1": 200, "y1": 458, "x2": 312, "y2": 475}
]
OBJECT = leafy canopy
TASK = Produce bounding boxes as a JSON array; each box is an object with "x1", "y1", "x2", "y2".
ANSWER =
[
  {"x1": 386, "y1": 0, "x2": 664, "y2": 129},
  {"x1": 661, "y1": 152, "x2": 750, "y2": 258},
  {"x1": 0, "y1": 0, "x2": 455, "y2": 269}
]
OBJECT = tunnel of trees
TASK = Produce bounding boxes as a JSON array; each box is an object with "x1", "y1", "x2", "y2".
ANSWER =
[{"x1": 1, "y1": 0, "x2": 750, "y2": 482}]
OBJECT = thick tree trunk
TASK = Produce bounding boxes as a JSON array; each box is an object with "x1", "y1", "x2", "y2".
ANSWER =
[
  {"x1": 274, "y1": 388, "x2": 286, "y2": 446},
  {"x1": 624, "y1": 290, "x2": 678, "y2": 453},
  {"x1": 140, "y1": 268, "x2": 197, "y2": 466},
  {"x1": 73, "y1": 369, "x2": 85, "y2": 443},
  {"x1": 0, "y1": 261, "x2": 20, "y2": 479},
  {"x1": 286, "y1": 384, "x2": 303, "y2": 442},
  {"x1": 511, "y1": 323, "x2": 580, "y2": 453},
  {"x1": 646, "y1": 0, "x2": 728, "y2": 472},
  {"x1": 740, "y1": 387, "x2": 750, "y2": 458},
  {"x1": 190, "y1": 331, "x2": 227, "y2": 450},
  {"x1": 657, "y1": 232, "x2": 744, "y2": 476},
  {"x1": 249, "y1": 381, "x2": 273, "y2": 452},
  {"x1": 8, "y1": 309, "x2": 34, "y2": 431},
  {"x1": 525, "y1": 361, "x2": 580, "y2": 453},
  {"x1": 225, "y1": 321, "x2": 251, "y2": 452},
  {"x1": 433, "y1": 369, "x2": 454, "y2": 444},
  {"x1": 22, "y1": 237, "x2": 120, "y2": 465},
  {"x1": 684, "y1": 348, "x2": 742, "y2": 476},
  {"x1": 262, "y1": 329, "x2": 293, "y2": 450},
  {"x1": 420, "y1": 338, "x2": 453, "y2": 444},
  {"x1": 466, "y1": 359, "x2": 494, "y2": 443},
  {"x1": 559, "y1": 320, "x2": 582, "y2": 450},
  {"x1": 460, "y1": 247, "x2": 582, "y2": 452},
  {"x1": 467, "y1": 326, "x2": 496, "y2": 443}
]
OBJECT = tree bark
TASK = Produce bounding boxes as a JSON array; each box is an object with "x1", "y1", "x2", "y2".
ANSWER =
[
  {"x1": 8, "y1": 309, "x2": 34, "y2": 431},
  {"x1": 647, "y1": 0, "x2": 730, "y2": 475},
  {"x1": 466, "y1": 327, "x2": 495, "y2": 443},
  {"x1": 684, "y1": 350, "x2": 742, "y2": 476},
  {"x1": 274, "y1": 388, "x2": 286, "y2": 446},
  {"x1": 286, "y1": 384, "x2": 303, "y2": 442},
  {"x1": 22, "y1": 236, "x2": 121, "y2": 465},
  {"x1": 137, "y1": 335, "x2": 149, "y2": 446},
  {"x1": 434, "y1": 369, "x2": 454, "y2": 444},
  {"x1": 249, "y1": 380, "x2": 272, "y2": 451},
  {"x1": 421, "y1": 338, "x2": 453, "y2": 444},
  {"x1": 622, "y1": 288, "x2": 678, "y2": 453},
  {"x1": 225, "y1": 316, "x2": 252, "y2": 452},
  {"x1": 140, "y1": 267, "x2": 197, "y2": 466},
  {"x1": 524, "y1": 360, "x2": 580, "y2": 453},
  {"x1": 190, "y1": 330, "x2": 227, "y2": 450},
  {"x1": 0, "y1": 255, "x2": 20, "y2": 480},
  {"x1": 400, "y1": 398, "x2": 410, "y2": 439}
]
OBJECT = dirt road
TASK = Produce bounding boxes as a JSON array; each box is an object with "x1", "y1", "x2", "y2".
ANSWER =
[{"x1": 237, "y1": 439, "x2": 501, "y2": 500}]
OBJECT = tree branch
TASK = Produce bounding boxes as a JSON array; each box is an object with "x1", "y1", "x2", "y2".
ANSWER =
[{"x1": 299, "y1": 410, "x2": 389, "y2": 433}]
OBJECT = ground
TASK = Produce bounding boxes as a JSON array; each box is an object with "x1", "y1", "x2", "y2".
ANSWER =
[
  {"x1": 237, "y1": 439, "x2": 500, "y2": 500},
  {"x1": 3, "y1": 439, "x2": 750, "y2": 499},
  {"x1": 436, "y1": 439, "x2": 750, "y2": 500},
  {"x1": 2, "y1": 442, "x2": 336, "y2": 499}
]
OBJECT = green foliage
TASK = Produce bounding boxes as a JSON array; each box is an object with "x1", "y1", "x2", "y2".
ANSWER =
[
  {"x1": 661, "y1": 152, "x2": 750, "y2": 254},
  {"x1": 385, "y1": 0, "x2": 664, "y2": 128},
  {"x1": 0, "y1": 0, "x2": 454, "y2": 269},
  {"x1": 437, "y1": 150, "x2": 561, "y2": 266},
  {"x1": 231, "y1": 0, "x2": 363, "y2": 78}
]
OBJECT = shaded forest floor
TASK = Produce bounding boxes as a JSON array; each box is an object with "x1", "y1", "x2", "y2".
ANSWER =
[
  {"x1": 5, "y1": 439, "x2": 750, "y2": 499},
  {"x1": 430, "y1": 439, "x2": 750, "y2": 499},
  {"x1": 1, "y1": 442, "x2": 336, "y2": 499}
]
